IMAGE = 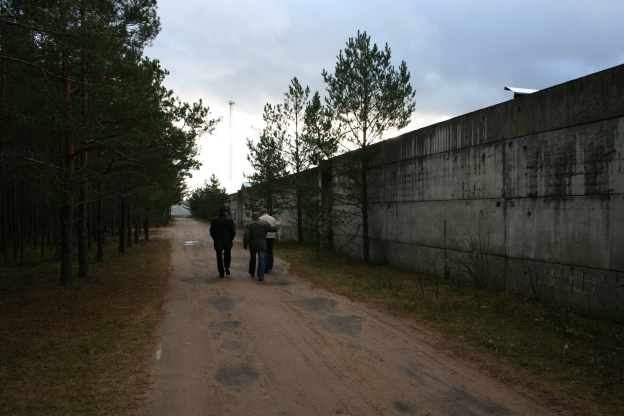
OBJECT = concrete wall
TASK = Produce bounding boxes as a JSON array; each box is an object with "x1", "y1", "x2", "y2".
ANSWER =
[
  {"x1": 227, "y1": 187, "x2": 252, "y2": 226},
  {"x1": 244, "y1": 64, "x2": 624, "y2": 316},
  {"x1": 327, "y1": 64, "x2": 624, "y2": 316}
]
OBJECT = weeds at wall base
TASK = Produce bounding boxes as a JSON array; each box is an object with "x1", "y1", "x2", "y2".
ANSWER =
[{"x1": 276, "y1": 242, "x2": 624, "y2": 416}]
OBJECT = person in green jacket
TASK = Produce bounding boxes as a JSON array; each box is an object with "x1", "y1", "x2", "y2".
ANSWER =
[{"x1": 243, "y1": 212, "x2": 280, "y2": 281}]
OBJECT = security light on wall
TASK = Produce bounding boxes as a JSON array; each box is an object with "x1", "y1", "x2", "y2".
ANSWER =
[{"x1": 504, "y1": 86, "x2": 539, "y2": 98}]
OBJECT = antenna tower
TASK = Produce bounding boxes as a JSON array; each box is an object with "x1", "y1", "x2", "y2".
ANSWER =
[{"x1": 228, "y1": 100, "x2": 235, "y2": 192}]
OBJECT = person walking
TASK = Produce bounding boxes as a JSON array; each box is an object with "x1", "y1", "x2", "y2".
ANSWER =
[
  {"x1": 209, "y1": 204, "x2": 236, "y2": 278},
  {"x1": 243, "y1": 212, "x2": 279, "y2": 281},
  {"x1": 259, "y1": 208, "x2": 280, "y2": 273}
]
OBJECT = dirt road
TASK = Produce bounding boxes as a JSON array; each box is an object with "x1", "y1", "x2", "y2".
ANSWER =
[{"x1": 138, "y1": 218, "x2": 561, "y2": 415}]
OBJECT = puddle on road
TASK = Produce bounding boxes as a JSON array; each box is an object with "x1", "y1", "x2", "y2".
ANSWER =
[
  {"x1": 198, "y1": 296, "x2": 236, "y2": 312},
  {"x1": 394, "y1": 401, "x2": 417, "y2": 415},
  {"x1": 215, "y1": 363, "x2": 260, "y2": 387},
  {"x1": 210, "y1": 321, "x2": 241, "y2": 332},
  {"x1": 346, "y1": 343, "x2": 362, "y2": 353},
  {"x1": 220, "y1": 340, "x2": 248, "y2": 353},
  {"x1": 183, "y1": 240, "x2": 200, "y2": 246},
  {"x1": 403, "y1": 361, "x2": 429, "y2": 385},
  {"x1": 318, "y1": 315, "x2": 363, "y2": 337}
]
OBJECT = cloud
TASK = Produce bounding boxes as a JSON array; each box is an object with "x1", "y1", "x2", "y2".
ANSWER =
[{"x1": 148, "y1": 0, "x2": 624, "y2": 193}]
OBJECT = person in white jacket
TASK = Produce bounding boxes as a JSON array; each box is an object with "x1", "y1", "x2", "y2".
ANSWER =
[{"x1": 259, "y1": 208, "x2": 280, "y2": 273}]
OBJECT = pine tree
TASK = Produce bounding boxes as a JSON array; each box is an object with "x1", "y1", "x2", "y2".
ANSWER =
[
  {"x1": 0, "y1": 0, "x2": 219, "y2": 284},
  {"x1": 188, "y1": 174, "x2": 228, "y2": 220},
  {"x1": 245, "y1": 103, "x2": 289, "y2": 215},
  {"x1": 322, "y1": 30, "x2": 415, "y2": 262}
]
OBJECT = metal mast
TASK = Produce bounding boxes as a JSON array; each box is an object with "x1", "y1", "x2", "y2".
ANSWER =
[{"x1": 228, "y1": 100, "x2": 235, "y2": 191}]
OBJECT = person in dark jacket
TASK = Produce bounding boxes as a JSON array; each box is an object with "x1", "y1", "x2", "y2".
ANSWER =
[
  {"x1": 210, "y1": 204, "x2": 236, "y2": 278},
  {"x1": 243, "y1": 212, "x2": 279, "y2": 281}
]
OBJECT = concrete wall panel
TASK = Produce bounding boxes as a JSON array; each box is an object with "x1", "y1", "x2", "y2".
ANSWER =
[
  {"x1": 368, "y1": 142, "x2": 504, "y2": 203},
  {"x1": 505, "y1": 258, "x2": 623, "y2": 315},
  {"x1": 368, "y1": 200, "x2": 505, "y2": 254},
  {"x1": 505, "y1": 117, "x2": 624, "y2": 198},
  {"x1": 382, "y1": 242, "x2": 447, "y2": 277},
  {"x1": 333, "y1": 232, "x2": 364, "y2": 259},
  {"x1": 506, "y1": 195, "x2": 624, "y2": 270}
]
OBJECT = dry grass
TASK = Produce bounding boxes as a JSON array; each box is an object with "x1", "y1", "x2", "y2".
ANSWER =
[
  {"x1": 276, "y1": 242, "x2": 624, "y2": 416},
  {"x1": 0, "y1": 232, "x2": 170, "y2": 415}
]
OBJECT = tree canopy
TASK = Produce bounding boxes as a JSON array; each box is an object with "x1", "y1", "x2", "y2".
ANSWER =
[
  {"x1": 322, "y1": 30, "x2": 416, "y2": 262},
  {"x1": 245, "y1": 32, "x2": 414, "y2": 254},
  {"x1": 322, "y1": 30, "x2": 415, "y2": 150},
  {"x1": 246, "y1": 78, "x2": 338, "y2": 241},
  {"x1": 0, "y1": 0, "x2": 219, "y2": 284},
  {"x1": 187, "y1": 174, "x2": 228, "y2": 220}
]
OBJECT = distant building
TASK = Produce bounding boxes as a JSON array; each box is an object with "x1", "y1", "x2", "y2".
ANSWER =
[
  {"x1": 171, "y1": 203, "x2": 192, "y2": 218},
  {"x1": 228, "y1": 183, "x2": 252, "y2": 225}
]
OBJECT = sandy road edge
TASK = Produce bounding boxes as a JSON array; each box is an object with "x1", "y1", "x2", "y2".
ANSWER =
[{"x1": 128, "y1": 227, "x2": 177, "y2": 413}]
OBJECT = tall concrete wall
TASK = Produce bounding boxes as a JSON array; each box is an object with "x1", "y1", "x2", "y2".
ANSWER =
[
  {"x1": 245, "y1": 65, "x2": 624, "y2": 316},
  {"x1": 326, "y1": 64, "x2": 624, "y2": 316},
  {"x1": 228, "y1": 188, "x2": 250, "y2": 226}
]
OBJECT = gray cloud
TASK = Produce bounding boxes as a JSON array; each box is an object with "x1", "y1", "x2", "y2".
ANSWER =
[{"x1": 148, "y1": 0, "x2": 624, "y2": 192}]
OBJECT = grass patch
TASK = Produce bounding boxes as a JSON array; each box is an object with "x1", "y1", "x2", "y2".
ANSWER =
[
  {"x1": 276, "y1": 242, "x2": 624, "y2": 416},
  {"x1": 0, "y1": 232, "x2": 171, "y2": 415}
]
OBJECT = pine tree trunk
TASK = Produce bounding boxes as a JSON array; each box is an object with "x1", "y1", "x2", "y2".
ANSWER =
[
  {"x1": 87, "y1": 203, "x2": 92, "y2": 249},
  {"x1": 126, "y1": 207, "x2": 132, "y2": 247},
  {"x1": 52, "y1": 211, "x2": 58, "y2": 252},
  {"x1": 296, "y1": 178, "x2": 303, "y2": 243},
  {"x1": 0, "y1": 170, "x2": 5, "y2": 263},
  {"x1": 78, "y1": 151, "x2": 89, "y2": 276},
  {"x1": 134, "y1": 213, "x2": 139, "y2": 243},
  {"x1": 111, "y1": 200, "x2": 116, "y2": 236},
  {"x1": 361, "y1": 154, "x2": 369, "y2": 263},
  {"x1": 0, "y1": 10, "x2": 4, "y2": 263},
  {"x1": 118, "y1": 197, "x2": 126, "y2": 253},
  {"x1": 40, "y1": 203, "x2": 45, "y2": 258},
  {"x1": 12, "y1": 178, "x2": 17, "y2": 260},
  {"x1": 19, "y1": 189, "x2": 24, "y2": 259},
  {"x1": 96, "y1": 182, "x2": 104, "y2": 262},
  {"x1": 143, "y1": 215, "x2": 149, "y2": 241},
  {"x1": 32, "y1": 199, "x2": 37, "y2": 247},
  {"x1": 78, "y1": 50, "x2": 89, "y2": 276},
  {"x1": 47, "y1": 212, "x2": 51, "y2": 247},
  {"x1": 267, "y1": 190, "x2": 273, "y2": 214},
  {"x1": 60, "y1": 50, "x2": 75, "y2": 285}
]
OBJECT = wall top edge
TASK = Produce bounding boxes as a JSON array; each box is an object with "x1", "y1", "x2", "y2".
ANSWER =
[{"x1": 385, "y1": 63, "x2": 624, "y2": 146}]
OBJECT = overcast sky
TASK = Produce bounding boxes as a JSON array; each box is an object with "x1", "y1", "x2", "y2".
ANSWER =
[{"x1": 148, "y1": 0, "x2": 624, "y2": 194}]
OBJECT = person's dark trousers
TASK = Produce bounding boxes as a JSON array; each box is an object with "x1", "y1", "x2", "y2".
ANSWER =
[
  {"x1": 248, "y1": 249, "x2": 257, "y2": 276},
  {"x1": 249, "y1": 249, "x2": 266, "y2": 279},
  {"x1": 265, "y1": 238, "x2": 275, "y2": 272},
  {"x1": 215, "y1": 249, "x2": 231, "y2": 276}
]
